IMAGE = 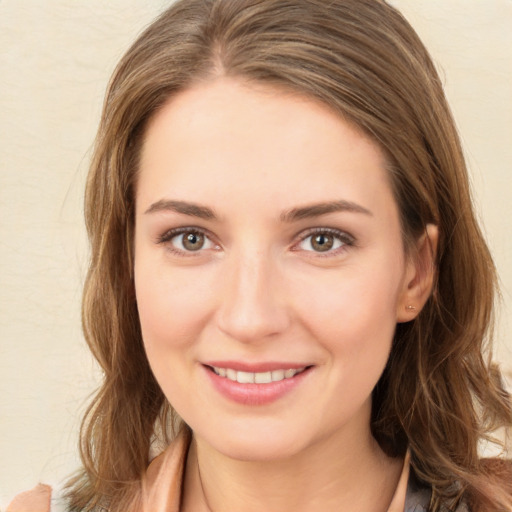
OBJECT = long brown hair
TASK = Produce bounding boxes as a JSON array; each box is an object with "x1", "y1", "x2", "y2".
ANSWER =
[{"x1": 66, "y1": 1, "x2": 512, "y2": 510}]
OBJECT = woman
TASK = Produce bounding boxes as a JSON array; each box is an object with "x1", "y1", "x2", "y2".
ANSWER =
[{"x1": 8, "y1": 0, "x2": 511, "y2": 511}]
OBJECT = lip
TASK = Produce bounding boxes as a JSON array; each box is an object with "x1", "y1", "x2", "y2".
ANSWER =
[{"x1": 201, "y1": 361, "x2": 313, "y2": 406}]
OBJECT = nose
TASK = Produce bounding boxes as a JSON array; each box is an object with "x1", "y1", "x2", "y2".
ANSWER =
[{"x1": 215, "y1": 248, "x2": 290, "y2": 344}]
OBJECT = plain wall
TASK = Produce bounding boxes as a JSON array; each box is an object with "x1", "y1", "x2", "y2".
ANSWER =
[{"x1": 1, "y1": 0, "x2": 511, "y2": 507}]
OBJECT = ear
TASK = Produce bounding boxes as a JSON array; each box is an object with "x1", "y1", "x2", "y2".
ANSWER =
[{"x1": 396, "y1": 224, "x2": 438, "y2": 323}]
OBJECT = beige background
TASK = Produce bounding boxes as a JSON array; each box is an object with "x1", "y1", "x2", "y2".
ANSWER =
[{"x1": 1, "y1": 0, "x2": 511, "y2": 506}]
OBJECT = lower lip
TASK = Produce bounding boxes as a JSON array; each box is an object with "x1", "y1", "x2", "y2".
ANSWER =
[{"x1": 203, "y1": 366, "x2": 312, "y2": 406}]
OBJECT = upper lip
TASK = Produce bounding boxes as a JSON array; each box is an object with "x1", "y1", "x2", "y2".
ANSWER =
[{"x1": 202, "y1": 361, "x2": 312, "y2": 373}]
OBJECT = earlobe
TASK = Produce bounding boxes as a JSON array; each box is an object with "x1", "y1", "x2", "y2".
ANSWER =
[{"x1": 396, "y1": 224, "x2": 438, "y2": 323}]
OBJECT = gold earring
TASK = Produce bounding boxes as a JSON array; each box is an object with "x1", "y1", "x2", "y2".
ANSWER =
[{"x1": 406, "y1": 305, "x2": 416, "y2": 311}]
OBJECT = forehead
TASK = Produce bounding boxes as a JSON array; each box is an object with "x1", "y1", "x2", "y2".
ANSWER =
[{"x1": 137, "y1": 78, "x2": 395, "y2": 220}]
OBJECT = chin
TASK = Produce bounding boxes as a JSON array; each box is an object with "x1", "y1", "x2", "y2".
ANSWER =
[
  {"x1": 194, "y1": 419, "x2": 312, "y2": 462},
  {"x1": 219, "y1": 437, "x2": 305, "y2": 462}
]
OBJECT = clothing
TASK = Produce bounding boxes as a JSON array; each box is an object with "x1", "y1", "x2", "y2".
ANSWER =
[
  {"x1": 142, "y1": 429, "x2": 431, "y2": 512},
  {"x1": 7, "y1": 432, "x2": 461, "y2": 512}
]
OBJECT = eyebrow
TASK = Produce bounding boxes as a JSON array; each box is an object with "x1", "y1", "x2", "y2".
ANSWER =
[
  {"x1": 144, "y1": 198, "x2": 372, "y2": 221},
  {"x1": 280, "y1": 200, "x2": 372, "y2": 222},
  {"x1": 144, "y1": 199, "x2": 217, "y2": 219}
]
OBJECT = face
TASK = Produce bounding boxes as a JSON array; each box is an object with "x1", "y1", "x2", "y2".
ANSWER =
[{"x1": 134, "y1": 78, "x2": 415, "y2": 461}]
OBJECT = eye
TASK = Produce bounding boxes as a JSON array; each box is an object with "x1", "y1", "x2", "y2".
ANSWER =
[
  {"x1": 158, "y1": 227, "x2": 217, "y2": 254},
  {"x1": 296, "y1": 228, "x2": 354, "y2": 254}
]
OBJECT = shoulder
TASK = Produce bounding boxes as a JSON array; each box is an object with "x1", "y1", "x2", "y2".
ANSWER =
[
  {"x1": 6, "y1": 483, "x2": 98, "y2": 512},
  {"x1": 6, "y1": 484, "x2": 52, "y2": 512}
]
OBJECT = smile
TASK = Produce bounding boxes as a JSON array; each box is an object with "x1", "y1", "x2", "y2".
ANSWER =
[
  {"x1": 210, "y1": 366, "x2": 307, "y2": 384},
  {"x1": 203, "y1": 362, "x2": 313, "y2": 405}
]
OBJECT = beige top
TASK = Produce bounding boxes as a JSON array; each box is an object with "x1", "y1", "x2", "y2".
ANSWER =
[
  {"x1": 142, "y1": 430, "x2": 411, "y2": 512},
  {"x1": 7, "y1": 430, "x2": 413, "y2": 512}
]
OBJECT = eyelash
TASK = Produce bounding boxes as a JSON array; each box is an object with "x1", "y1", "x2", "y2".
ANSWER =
[
  {"x1": 294, "y1": 227, "x2": 355, "y2": 257},
  {"x1": 157, "y1": 227, "x2": 218, "y2": 257},
  {"x1": 156, "y1": 226, "x2": 355, "y2": 257}
]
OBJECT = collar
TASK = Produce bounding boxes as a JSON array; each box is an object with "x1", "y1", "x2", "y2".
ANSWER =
[{"x1": 142, "y1": 431, "x2": 428, "y2": 512}]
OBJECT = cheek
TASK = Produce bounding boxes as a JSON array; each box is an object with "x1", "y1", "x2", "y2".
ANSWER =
[
  {"x1": 134, "y1": 259, "x2": 217, "y2": 409},
  {"x1": 134, "y1": 255, "x2": 215, "y2": 353},
  {"x1": 293, "y1": 266, "x2": 402, "y2": 417},
  {"x1": 295, "y1": 260, "x2": 402, "y2": 329},
  {"x1": 291, "y1": 260, "x2": 403, "y2": 369}
]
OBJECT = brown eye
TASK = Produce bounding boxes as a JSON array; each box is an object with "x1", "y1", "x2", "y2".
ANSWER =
[
  {"x1": 311, "y1": 234, "x2": 334, "y2": 252},
  {"x1": 160, "y1": 228, "x2": 216, "y2": 254},
  {"x1": 297, "y1": 229, "x2": 353, "y2": 255},
  {"x1": 182, "y1": 232, "x2": 205, "y2": 251}
]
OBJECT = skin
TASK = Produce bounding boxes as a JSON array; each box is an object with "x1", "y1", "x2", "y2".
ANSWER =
[{"x1": 134, "y1": 77, "x2": 437, "y2": 512}]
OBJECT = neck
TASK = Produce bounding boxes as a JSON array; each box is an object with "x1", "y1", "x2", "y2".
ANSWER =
[{"x1": 181, "y1": 416, "x2": 403, "y2": 512}]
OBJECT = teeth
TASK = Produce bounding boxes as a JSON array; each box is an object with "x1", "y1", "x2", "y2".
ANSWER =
[
  {"x1": 255, "y1": 371, "x2": 272, "y2": 384},
  {"x1": 236, "y1": 371, "x2": 255, "y2": 384},
  {"x1": 212, "y1": 366, "x2": 306, "y2": 383},
  {"x1": 271, "y1": 369, "x2": 285, "y2": 381}
]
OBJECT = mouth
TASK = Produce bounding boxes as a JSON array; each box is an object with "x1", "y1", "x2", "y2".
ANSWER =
[
  {"x1": 207, "y1": 365, "x2": 308, "y2": 384},
  {"x1": 202, "y1": 362, "x2": 313, "y2": 405},
  {"x1": 201, "y1": 361, "x2": 315, "y2": 406}
]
